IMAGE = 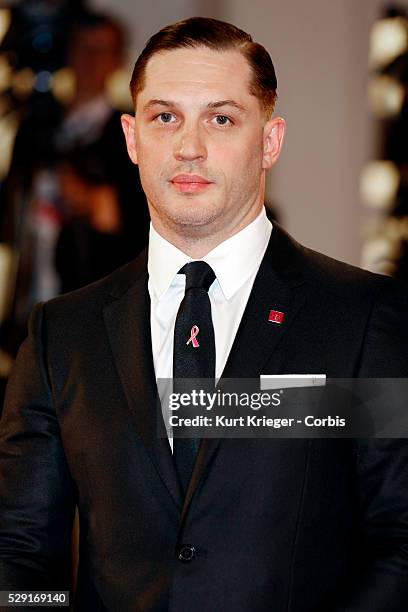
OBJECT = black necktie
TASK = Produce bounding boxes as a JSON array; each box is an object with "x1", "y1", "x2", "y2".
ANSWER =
[{"x1": 173, "y1": 261, "x2": 216, "y2": 494}]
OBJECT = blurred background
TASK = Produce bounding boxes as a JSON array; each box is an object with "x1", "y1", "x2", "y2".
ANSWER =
[{"x1": 0, "y1": 0, "x2": 407, "y2": 398}]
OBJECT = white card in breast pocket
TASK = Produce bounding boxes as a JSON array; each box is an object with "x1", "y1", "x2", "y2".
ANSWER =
[{"x1": 260, "y1": 374, "x2": 326, "y2": 390}]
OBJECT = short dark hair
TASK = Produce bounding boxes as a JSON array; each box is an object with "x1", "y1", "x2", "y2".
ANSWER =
[{"x1": 130, "y1": 17, "x2": 277, "y2": 117}]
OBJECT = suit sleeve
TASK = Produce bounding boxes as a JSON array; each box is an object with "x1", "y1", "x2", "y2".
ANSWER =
[
  {"x1": 335, "y1": 280, "x2": 408, "y2": 611},
  {"x1": 0, "y1": 302, "x2": 76, "y2": 592}
]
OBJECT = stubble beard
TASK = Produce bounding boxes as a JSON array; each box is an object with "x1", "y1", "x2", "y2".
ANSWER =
[
  {"x1": 146, "y1": 163, "x2": 263, "y2": 245},
  {"x1": 148, "y1": 172, "x2": 223, "y2": 239},
  {"x1": 154, "y1": 195, "x2": 222, "y2": 240}
]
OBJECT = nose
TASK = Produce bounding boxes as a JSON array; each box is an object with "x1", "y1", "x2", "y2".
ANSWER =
[{"x1": 173, "y1": 123, "x2": 207, "y2": 162}]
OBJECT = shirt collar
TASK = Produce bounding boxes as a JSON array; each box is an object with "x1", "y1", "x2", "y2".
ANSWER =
[
  {"x1": 148, "y1": 207, "x2": 272, "y2": 300},
  {"x1": 148, "y1": 228, "x2": 191, "y2": 299}
]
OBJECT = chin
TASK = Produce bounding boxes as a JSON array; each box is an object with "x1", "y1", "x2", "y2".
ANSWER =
[
  {"x1": 165, "y1": 215, "x2": 219, "y2": 240},
  {"x1": 168, "y1": 201, "x2": 219, "y2": 227}
]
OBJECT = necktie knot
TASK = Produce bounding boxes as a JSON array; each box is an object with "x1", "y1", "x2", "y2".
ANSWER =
[{"x1": 179, "y1": 261, "x2": 215, "y2": 292}]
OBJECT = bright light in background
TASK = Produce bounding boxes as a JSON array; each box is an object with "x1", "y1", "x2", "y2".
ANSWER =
[
  {"x1": 0, "y1": 55, "x2": 11, "y2": 93},
  {"x1": 368, "y1": 74, "x2": 405, "y2": 118},
  {"x1": 361, "y1": 216, "x2": 408, "y2": 274},
  {"x1": 106, "y1": 67, "x2": 132, "y2": 111},
  {"x1": 52, "y1": 67, "x2": 75, "y2": 105},
  {"x1": 360, "y1": 160, "x2": 400, "y2": 210},
  {"x1": 33, "y1": 70, "x2": 53, "y2": 93},
  {"x1": 0, "y1": 103, "x2": 18, "y2": 179},
  {"x1": 361, "y1": 236, "x2": 399, "y2": 275},
  {"x1": 0, "y1": 9, "x2": 11, "y2": 45},
  {"x1": 12, "y1": 67, "x2": 34, "y2": 99},
  {"x1": 369, "y1": 17, "x2": 408, "y2": 69}
]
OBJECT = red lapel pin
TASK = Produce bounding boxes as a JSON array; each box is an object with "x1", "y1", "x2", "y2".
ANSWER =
[{"x1": 268, "y1": 310, "x2": 285, "y2": 324}]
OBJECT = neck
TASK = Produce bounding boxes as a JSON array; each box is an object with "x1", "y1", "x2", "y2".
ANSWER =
[{"x1": 152, "y1": 202, "x2": 264, "y2": 259}]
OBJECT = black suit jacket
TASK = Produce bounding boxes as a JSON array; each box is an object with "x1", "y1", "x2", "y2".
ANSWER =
[{"x1": 1, "y1": 224, "x2": 408, "y2": 611}]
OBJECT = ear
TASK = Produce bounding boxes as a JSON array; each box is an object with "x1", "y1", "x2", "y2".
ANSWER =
[
  {"x1": 120, "y1": 114, "x2": 138, "y2": 165},
  {"x1": 262, "y1": 117, "x2": 285, "y2": 169}
]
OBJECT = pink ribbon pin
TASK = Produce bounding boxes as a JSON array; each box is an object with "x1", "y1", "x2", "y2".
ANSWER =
[{"x1": 186, "y1": 325, "x2": 200, "y2": 348}]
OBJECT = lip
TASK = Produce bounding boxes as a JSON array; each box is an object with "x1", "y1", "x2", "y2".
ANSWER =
[
  {"x1": 171, "y1": 174, "x2": 212, "y2": 184},
  {"x1": 170, "y1": 174, "x2": 213, "y2": 193}
]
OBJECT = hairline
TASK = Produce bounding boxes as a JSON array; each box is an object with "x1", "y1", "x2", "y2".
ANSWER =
[{"x1": 132, "y1": 44, "x2": 274, "y2": 119}]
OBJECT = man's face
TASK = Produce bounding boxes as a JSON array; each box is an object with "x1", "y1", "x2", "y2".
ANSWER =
[{"x1": 122, "y1": 47, "x2": 284, "y2": 244}]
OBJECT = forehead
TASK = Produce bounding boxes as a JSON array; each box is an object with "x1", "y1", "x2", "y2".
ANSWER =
[{"x1": 139, "y1": 46, "x2": 254, "y2": 105}]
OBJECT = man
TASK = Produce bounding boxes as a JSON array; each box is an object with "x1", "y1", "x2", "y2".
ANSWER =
[{"x1": 0, "y1": 16, "x2": 407, "y2": 612}]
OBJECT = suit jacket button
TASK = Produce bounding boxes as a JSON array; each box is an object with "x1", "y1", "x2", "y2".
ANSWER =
[{"x1": 178, "y1": 544, "x2": 196, "y2": 562}]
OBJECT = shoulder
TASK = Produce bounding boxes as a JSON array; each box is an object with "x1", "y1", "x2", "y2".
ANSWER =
[
  {"x1": 300, "y1": 244, "x2": 408, "y2": 347},
  {"x1": 270, "y1": 224, "x2": 408, "y2": 356},
  {"x1": 268, "y1": 225, "x2": 408, "y2": 375},
  {"x1": 302, "y1": 244, "x2": 408, "y2": 329},
  {"x1": 271, "y1": 223, "x2": 408, "y2": 304}
]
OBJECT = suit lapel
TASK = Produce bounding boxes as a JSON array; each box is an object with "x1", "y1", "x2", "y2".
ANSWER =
[
  {"x1": 182, "y1": 225, "x2": 307, "y2": 518},
  {"x1": 102, "y1": 226, "x2": 309, "y2": 520},
  {"x1": 103, "y1": 257, "x2": 182, "y2": 509},
  {"x1": 221, "y1": 250, "x2": 305, "y2": 379}
]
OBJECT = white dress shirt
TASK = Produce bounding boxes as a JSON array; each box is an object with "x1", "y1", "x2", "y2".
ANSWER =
[{"x1": 148, "y1": 207, "x2": 272, "y2": 381}]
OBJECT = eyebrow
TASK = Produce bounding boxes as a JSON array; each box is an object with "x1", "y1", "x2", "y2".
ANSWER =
[
  {"x1": 143, "y1": 99, "x2": 247, "y2": 113},
  {"x1": 143, "y1": 99, "x2": 174, "y2": 111},
  {"x1": 206, "y1": 100, "x2": 247, "y2": 113}
]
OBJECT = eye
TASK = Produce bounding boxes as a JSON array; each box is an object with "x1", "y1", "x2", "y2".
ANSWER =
[
  {"x1": 156, "y1": 112, "x2": 176, "y2": 124},
  {"x1": 212, "y1": 115, "x2": 232, "y2": 126}
]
